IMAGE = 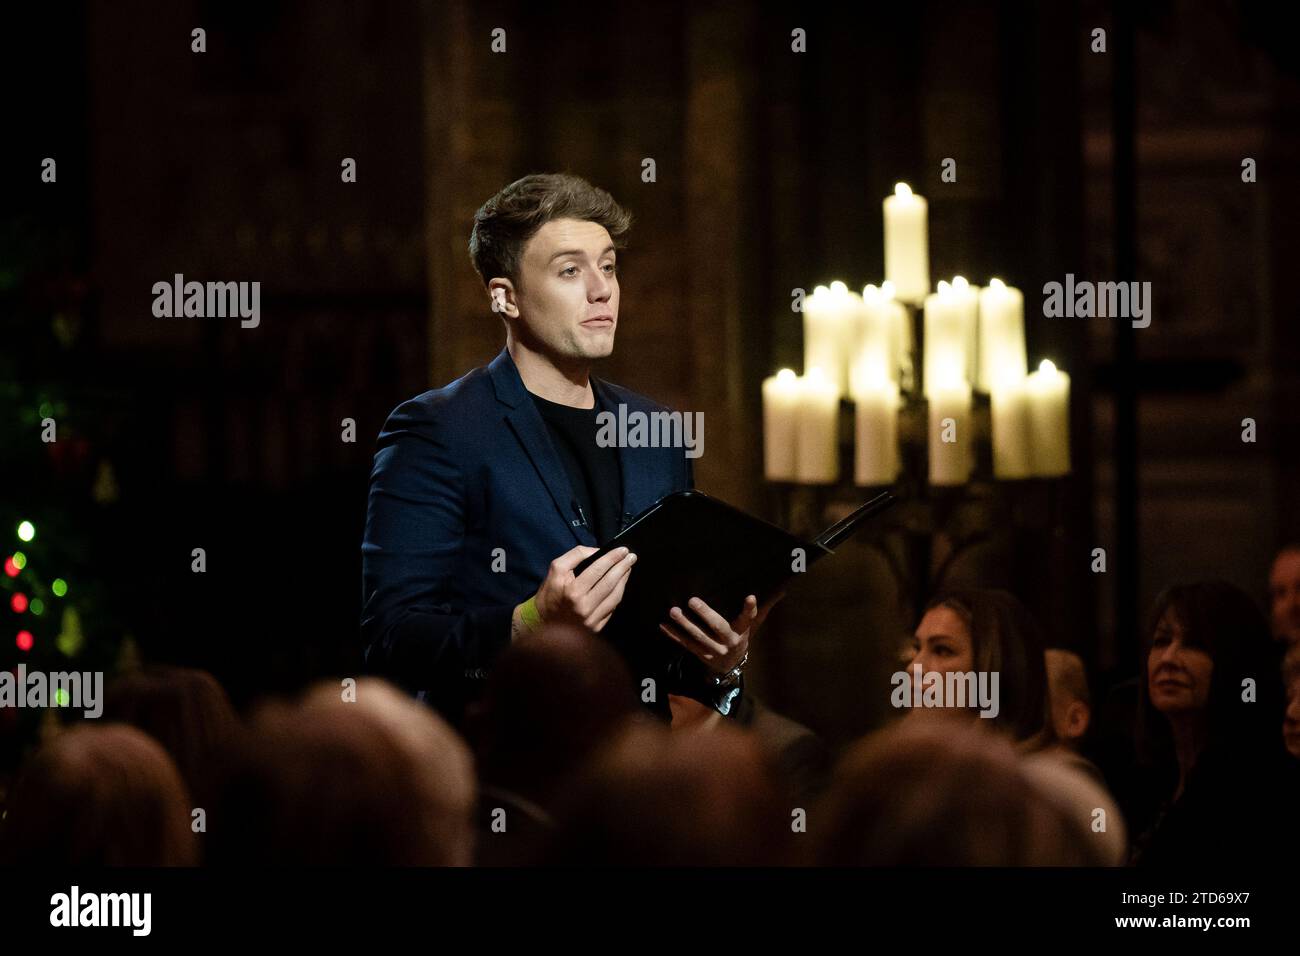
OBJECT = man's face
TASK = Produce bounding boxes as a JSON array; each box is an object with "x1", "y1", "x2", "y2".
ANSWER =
[
  {"x1": 510, "y1": 218, "x2": 618, "y2": 363},
  {"x1": 1269, "y1": 549, "x2": 1300, "y2": 644}
]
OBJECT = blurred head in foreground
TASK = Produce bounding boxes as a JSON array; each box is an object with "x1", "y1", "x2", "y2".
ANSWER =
[
  {"x1": 541, "y1": 719, "x2": 789, "y2": 865},
  {"x1": 103, "y1": 664, "x2": 238, "y2": 808},
  {"x1": 209, "y1": 677, "x2": 475, "y2": 865},
  {"x1": 811, "y1": 719, "x2": 1109, "y2": 865},
  {"x1": 466, "y1": 622, "x2": 639, "y2": 807},
  {"x1": 2, "y1": 723, "x2": 197, "y2": 866}
]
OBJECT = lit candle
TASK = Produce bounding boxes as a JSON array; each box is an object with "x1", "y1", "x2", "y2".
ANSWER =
[
  {"x1": 1026, "y1": 359, "x2": 1071, "y2": 476},
  {"x1": 978, "y1": 278, "x2": 1027, "y2": 392},
  {"x1": 851, "y1": 284, "x2": 894, "y2": 394},
  {"x1": 803, "y1": 282, "x2": 855, "y2": 396},
  {"x1": 928, "y1": 376, "x2": 972, "y2": 486},
  {"x1": 990, "y1": 377, "x2": 1033, "y2": 479},
  {"x1": 796, "y1": 367, "x2": 840, "y2": 484},
  {"x1": 883, "y1": 282, "x2": 913, "y2": 391},
  {"x1": 884, "y1": 182, "x2": 930, "y2": 303},
  {"x1": 762, "y1": 368, "x2": 801, "y2": 481},
  {"x1": 853, "y1": 372, "x2": 900, "y2": 486},
  {"x1": 950, "y1": 276, "x2": 980, "y2": 386},
  {"x1": 923, "y1": 280, "x2": 967, "y2": 398}
]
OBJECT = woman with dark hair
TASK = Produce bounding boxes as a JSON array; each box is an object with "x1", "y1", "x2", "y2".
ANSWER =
[
  {"x1": 1130, "y1": 579, "x2": 1297, "y2": 866},
  {"x1": 905, "y1": 588, "x2": 1055, "y2": 749}
]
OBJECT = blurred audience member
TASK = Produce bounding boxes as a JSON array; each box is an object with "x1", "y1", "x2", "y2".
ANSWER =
[
  {"x1": 905, "y1": 588, "x2": 1055, "y2": 750},
  {"x1": 1021, "y1": 747, "x2": 1128, "y2": 865},
  {"x1": 810, "y1": 719, "x2": 1107, "y2": 865},
  {"x1": 1044, "y1": 648, "x2": 1106, "y2": 785},
  {"x1": 1130, "y1": 580, "x2": 1295, "y2": 866},
  {"x1": 1268, "y1": 544, "x2": 1300, "y2": 644},
  {"x1": 670, "y1": 691, "x2": 833, "y2": 808},
  {"x1": 1045, "y1": 649, "x2": 1092, "y2": 746},
  {"x1": 209, "y1": 677, "x2": 475, "y2": 865},
  {"x1": 464, "y1": 623, "x2": 642, "y2": 864},
  {"x1": 1, "y1": 723, "x2": 197, "y2": 866},
  {"x1": 103, "y1": 664, "x2": 238, "y2": 810},
  {"x1": 1283, "y1": 640, "x2": 1300, "y2": 760},
  {"x1": 541, "y1": 719, "x2": 788, "y2": 865}
]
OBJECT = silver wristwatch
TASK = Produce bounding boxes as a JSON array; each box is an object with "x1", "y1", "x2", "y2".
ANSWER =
[{"x1": 711, "y1": 651, "x2": 748, "y2": 687}]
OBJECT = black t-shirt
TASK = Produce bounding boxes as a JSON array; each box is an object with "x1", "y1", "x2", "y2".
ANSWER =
[{"x1": 529, "y1": 389, "x2": 623, "y2": 543}]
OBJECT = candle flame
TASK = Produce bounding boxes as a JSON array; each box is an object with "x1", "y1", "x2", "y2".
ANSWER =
[
  {"x1": 937, "y1": 279, "x2": 951, "y2": 294},
  {"x1": 989, "y1": 277, "x2": 1005, "y2": 289},
  {"x1": 776, "y1": 368, "x2": 797, "y2": 383},
  {"x1": 881, "y1": 280, "x2": 896, "y2": 298},
  {"x1": 894, "y1": 182, "x2": 913, "y2": 198},
  {"x1": 830, "y1": 280, "x2": 848, "y2": 296},
  {"x1": 952, "y1": 275, "x2": 969, "y2": 291},
  {"x1": 1039, "y1": 359, "x2": 1058, "y2": 375}
]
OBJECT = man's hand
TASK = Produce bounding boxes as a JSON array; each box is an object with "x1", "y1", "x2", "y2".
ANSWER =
[
  {"x1": 525, "y1": 544, "x2": 638, "y2": 635},
  {"x1": 659, "y1": 590, "x2": 785, "y2": 674}
]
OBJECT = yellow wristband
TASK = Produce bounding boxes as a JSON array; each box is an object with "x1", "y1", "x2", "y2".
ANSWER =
[{"x1": 519, "y1": 596, "x2": 544, "y2": 633}]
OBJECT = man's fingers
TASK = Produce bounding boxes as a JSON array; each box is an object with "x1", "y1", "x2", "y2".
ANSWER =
[
  {"x1": 582, "y1": 551, "x2": 636, "y2": 609},
  {"x1": 550, "y1": 545, "x2": 600, "y2": 575},
  {"x1": 573, "y1": 546, "x2": 632, "y2": 590},
  {"x1": 587, "y1": 557, "x2": 635, "y2": 628},
  {"x1": 683, "y1": 596, "x2": 733, "y2": 638},
  {"x1": 666, "y1": 606, "x2": 729, "y2": 656},
  {"x1": 660, "y1": 623, "x2": 714, "y2": 663},
  {"x1": 728, "y1": 595, "x2": 759, "y2": 635}
]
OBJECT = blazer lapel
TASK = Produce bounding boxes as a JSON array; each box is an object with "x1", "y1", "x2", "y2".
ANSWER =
[{"x1": 489, "y1": 348, "x2": 596, "y2": 547}]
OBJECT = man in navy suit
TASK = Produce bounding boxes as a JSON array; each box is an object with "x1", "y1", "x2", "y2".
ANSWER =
[{"x1": 361, "y1": 173, "x2": 777, "y2": 726}]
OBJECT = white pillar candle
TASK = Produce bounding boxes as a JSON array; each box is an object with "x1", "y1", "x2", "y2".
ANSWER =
[
  {"x1": 796, "y1": 367, "x2": 840, "y2": 484},
  {"x1": 885, "y1": 289, "x2": 913, "y2": 391},
  {"x1": 851, "y1": 284, "x2": 895, "y2": 394},
  {"x1": 928, "y1": 377, "x2": 973, "y2": 486},
  {"x1": 923, "y1": 280, "x2": 967, "y2": 398},
  {"x1": 803, "y1": 282, "x2": 855, "y2": 396},
  {"x1": 1026, "y1": 359, "x2": 1071, "y2": 476},
  {"x1": 853, "y1": 374, "x2": 900, "y2": 486},
  {"x1": 884, "y1": 183, "x2": 930, "y2": 304},
  {"x1": 990, "y1": 377, "x2": 1033, "y2": 479},
  {"x1": 762, "y1": 368, "x2": 801, "y2": 481},
  {"x1": 950, "y1": 276, "x2": 980, "y2": 387},
  {"x1": 978, "y1": 278, "x2": 1027, "y2": 392}
]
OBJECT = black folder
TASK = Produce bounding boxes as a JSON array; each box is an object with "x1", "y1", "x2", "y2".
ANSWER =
[{"x1": 573, "y1": 489, "x2": 898, "y2": 676}]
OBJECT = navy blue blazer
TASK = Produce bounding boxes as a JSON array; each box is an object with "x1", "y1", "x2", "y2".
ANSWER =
[{"x1": 361, "y1": 347, "x2": 727, "y2": 725}]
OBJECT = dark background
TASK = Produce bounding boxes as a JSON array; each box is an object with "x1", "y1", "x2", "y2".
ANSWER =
[{"x1": 3, "y1": 0, "x2": 1298, "y2": 752}]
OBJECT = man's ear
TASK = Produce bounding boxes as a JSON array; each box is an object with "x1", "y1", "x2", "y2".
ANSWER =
[
  {"x1": 487, "y1": 279, "x2": 517, "y2": 318},
  {"x1": 1066, "y1": 700, "x2": 1091, "y2": 740}
]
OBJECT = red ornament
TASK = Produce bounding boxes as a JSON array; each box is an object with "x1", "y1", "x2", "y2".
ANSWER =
[
  {"x1": 10, "y1": 593, "x2": 28, "y2": 613},
  {"x1": 15, "y1": 631, "x2": 33, "y2": 651}
]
